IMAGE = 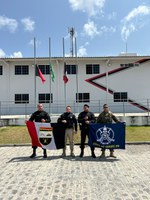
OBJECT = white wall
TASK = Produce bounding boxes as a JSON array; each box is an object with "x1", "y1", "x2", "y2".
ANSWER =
[{"x1": 0, "y1": 56, "x2": 150, "y2": 115}]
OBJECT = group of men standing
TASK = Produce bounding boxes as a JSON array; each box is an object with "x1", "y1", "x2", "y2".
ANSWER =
[{"x1": 27, "y1": 103, "x2": 120, "y2": 159}]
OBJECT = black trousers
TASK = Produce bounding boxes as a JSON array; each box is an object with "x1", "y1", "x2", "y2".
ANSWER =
[
  {"x1": 80, "y1": 128, "x2": 94, "y2": 151},
  {"x1": 32, "y1": 146, "x2": 47, "y2": 154}
]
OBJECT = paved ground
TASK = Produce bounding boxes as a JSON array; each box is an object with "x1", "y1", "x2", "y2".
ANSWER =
[{"x1": 0, "y1": 145, "x2": 150, "y2": 200}]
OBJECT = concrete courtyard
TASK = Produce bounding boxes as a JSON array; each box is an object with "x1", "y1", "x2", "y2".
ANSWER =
[{"x1": 0, "y1": 145, "x2": 150, "y2": 200}]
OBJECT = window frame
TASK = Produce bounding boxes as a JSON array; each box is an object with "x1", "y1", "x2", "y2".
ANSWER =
[
  {"x1": 76, "y1": 93, "x2": 90, "y2": 103},
  {"x1": 86, "y1": 64, "x2": 100, "y2": 74},
  {"x1": 15, "y1": 94, "x2": 29, "y2": 104},
  {"x1": 36, "y1": 65, "x2": 50, "y2": 75},
  {"x1": 65, "y1": 64, "x2": 77, "y2": 74},
  {"x1": 38, "y1": 93, "x2": 53, "y2": 103},
  {"x1": 0, "y1": 66, "x2": 3, "y2": 75},
  {"x1": 15, "y1": 65, "x2": 29, "y2": 75},
  {"x1": 114, "y1": 92, "x2": 128, "y2": 102}
]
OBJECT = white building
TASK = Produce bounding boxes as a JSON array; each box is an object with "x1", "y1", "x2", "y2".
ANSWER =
[{"x1": 0, "y1": 55, "x2": 150, "y2": 116}]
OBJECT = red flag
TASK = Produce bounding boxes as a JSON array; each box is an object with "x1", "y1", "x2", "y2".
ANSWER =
[
  {"x1": 36, "y1": 65, "x2": 46, "y2": 83},
  {"x1": 63, "y1": 63, "x2": 69, "y2": 84},
  {"x1": 26, "y1": 121, "x2": 42, "y2": 147},
  {"x1": 26, "y1": 121, "x2": 65, "y2": 150}
]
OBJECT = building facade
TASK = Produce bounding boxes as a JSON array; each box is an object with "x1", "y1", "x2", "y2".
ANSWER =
[{"x1": 0, "y1": 56, "x2": 150, "y2": 115}]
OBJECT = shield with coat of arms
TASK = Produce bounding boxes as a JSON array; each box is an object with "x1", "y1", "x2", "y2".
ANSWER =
[{"x1": 39, "y1": 127, "x2": 53, "y2": 146}]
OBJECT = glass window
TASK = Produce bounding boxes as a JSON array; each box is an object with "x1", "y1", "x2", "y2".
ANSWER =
[
  {"x1": 76, "y1": 93, "x2": 90, "y2": 103},
  {"x1": 0, "y1": 66, "x2": 3, "y2": 75},
  {"x1": 15, "y1": 65, "x2": 29, "y2": 75},
  {"x1": 114, "y1": 92, "x2": 128, "y2": 102},
  {"x1": 120, "y1": 63, "x2": 136, "y2": 68},
  {"x1": 65, "y1": 64, "x2": 77, "y2": 74},
  {"x1": 86, "y1": 64, "x2": 92, "y2": 74},
  {"x1": 39, "y1": 93, "x2": 53, "y2": 103},
  {"x1": 22, "y1": 66, "x2": 29, "y2": 74},
  {"x1": 93, "y1": 64, "x2": 99, "y2": 73},
  {"x1": 86, "y1": 64, "x2": 100, "y2": 74},
  {"x1": 37, "y1": 65, "x2": 50, "y2": 75},
  {"x1": 15, "y1": 94, "x2": 29, "y2": 104},
  {"x1": 15, "y1": 66, "x2": 21, "y2": 74}
]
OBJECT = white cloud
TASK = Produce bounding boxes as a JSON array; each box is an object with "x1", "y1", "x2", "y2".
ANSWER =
[
  {"x1": 10, "y1": 51, "x2": 23, "y2": 58},
  {"x1": 21, "y1": 17, "x2": 35, "y2": 32},
  {"x1": 100, "y1": 26, "x2": 116, "y2": 33},
  {"x1": 121, "y1": 24, "x2": 136, "y2": 42},
  {"x1": 83, "y1": 21, "x2": 99, "y2": 38},
  {"x1": 121, "y1": 5, "x2": 150, "y2": 41},
  {"x1": 0, "y1": 49, "x2": 6, "y2": 58},
  {"x1": 83, "y1": 21, "x2": 116, "y2": 38},
  {"x1": 69, "y1": 0, "x2": 105, "y2": 16},
  {"x1": 0, "y1": 16, "x2": 18, "y2": 33},
  {"x1": 0, "y1": 49, "x2": 23, "y2": 58},
  {"x1": 78, "y1": 46, "x2": 87, "y2": 56},
  {"x1": 125, "y1": 5, "x2": 150, "y2": 22}
]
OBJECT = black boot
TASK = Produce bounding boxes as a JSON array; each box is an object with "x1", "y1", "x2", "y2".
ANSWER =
[
  {"x1": 43, "y1": 149, "x2": 47, "y2": 158},
  {"x1": 91, "y1": 150, "x2": 96, "y2": 158},
  {"x1": 79, "y1": 149, "x2": 84, "y2": 157},
  {"x1": 30, "y1": 147, "x2": 36, "y2": 158}
]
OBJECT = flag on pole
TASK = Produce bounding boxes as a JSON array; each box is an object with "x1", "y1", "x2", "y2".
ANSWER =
[
  {"x1": 50, "y1": 63, "x2": 55, "y2": 82},
  {"x1": 26, "y1": 121, "x2": 65, "y2": 150},
  {"x1": 63, "y1": 62, "x2": 69, "y2": 84},
  {"x1": 36, "y1": 65, "x2": 46, "y2": 83}
]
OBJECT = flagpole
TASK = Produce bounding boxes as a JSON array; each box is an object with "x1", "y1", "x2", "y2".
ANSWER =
[
  {"x1": 105, "y1": 59, "x2": 110, "y2": 104},
  {"x1": 75, "y1": 37, "x2": 79, "y2": 113},
  {"x1": 49, "y1": 37, "x2": 52, "y2": 114},
  {"x1": 63, "y1": 37, "x2": 67, "y2": 107},
  {"x1": 34, "y1": 37, "x2": 36, "y2": 109}
]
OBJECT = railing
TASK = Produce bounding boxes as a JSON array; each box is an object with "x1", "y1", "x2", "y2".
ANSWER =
[{"x1": 0, "y1": 98, "x2": 150, "y2": 117}]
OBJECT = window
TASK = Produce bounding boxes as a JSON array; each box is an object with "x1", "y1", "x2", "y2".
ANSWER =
[
  {"x1": 36, "y1": 65, "x2": 50, "y2": 75},
  {"x1": 76, "y1": 93, "x2": 90, "y2": 103},
  {"x1": 86, "y1": 64, "x2": 100, "y2": 74},
  {"x1": 65, "y1": 64, "x2": 77, "y2": 74},
  {"x1": 39, "y1": 93, "x2": 53, "y2": 103},
  {"x1": 114, "y1": 92, "x2": 128, "y2": 102},
  {"x1": 0, "y1": 66, "x2": 3, "y2": 75},
  {"x1": 15, "y1": 65, "x2": 29, "y2": 75},
  {"x1": 15, "y1": 94, "x2": 29, "y2": 104},
  {"x1": 120, "y1": 63, "x2": 139, "y2": 68}
]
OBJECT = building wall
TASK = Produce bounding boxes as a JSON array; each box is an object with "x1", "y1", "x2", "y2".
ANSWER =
[{"x1": 0, "y1": 56, "x2": 150, "y2": 115}]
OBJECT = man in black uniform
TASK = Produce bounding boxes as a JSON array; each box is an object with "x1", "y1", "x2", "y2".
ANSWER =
[
  {"x1": 28, "y1": 103, "x2": 51, "y2": 158},
  {"x1": 78, "y1": 104, "x2": 96, "y2": 158},
  {"x1": 58, "y1": 106, "x2": 77, "y2": 157}
]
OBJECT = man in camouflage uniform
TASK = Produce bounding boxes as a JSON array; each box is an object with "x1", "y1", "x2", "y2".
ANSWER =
[{"x1": 97, "y1": 104, "x2": 119, "y2": 158}]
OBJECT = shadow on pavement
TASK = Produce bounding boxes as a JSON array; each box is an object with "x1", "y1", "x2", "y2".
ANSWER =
[
  {"x1": 7, "y1": 155, "x2": 120, "y2": 163},
  {"x1": 7, "y1": 155, "x2": 61, "y2": 163},
  {"x1": 61, "y1": 156, "x2": 120, "y2": 162}
]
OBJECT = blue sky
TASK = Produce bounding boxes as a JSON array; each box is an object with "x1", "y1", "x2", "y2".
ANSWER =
[{"x1": 0, "y1": 0, "x2": 150, "y2": 58}]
